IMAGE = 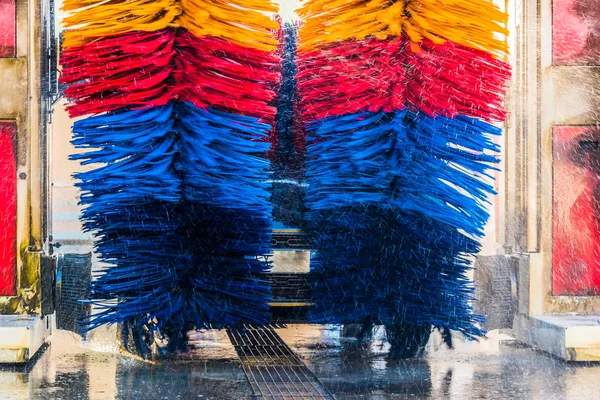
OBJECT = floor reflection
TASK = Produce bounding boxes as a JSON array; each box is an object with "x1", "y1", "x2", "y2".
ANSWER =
[
  {"x1": 2, "y1": 343, "x2": 97, "y2": 400},
  {"x1": 278, "y1": 325, "x2": 600, "y2": 400},
  {"x1": 1, "y1": 325, "x2": 599, "y2": 399},
  {"x1": 1, "y1": 329, "x2": 248, "y2": 400}
]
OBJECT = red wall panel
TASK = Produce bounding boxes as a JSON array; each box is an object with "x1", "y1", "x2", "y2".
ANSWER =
[
  {"x1": 553, "y1": 126, "x2": 600, "y2": 295},
  {"x1": 0, "y1": 122, "x2": 16, "y2": 296},
  {"x1": 0, "y1": 0, "x2": 16, "y2": 58},
  {"x1": 553, "y1": 0, "x2": 600, "y2": 65}
]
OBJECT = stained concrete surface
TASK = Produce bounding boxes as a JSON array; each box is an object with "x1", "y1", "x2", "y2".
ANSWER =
[
  {"x1": 1, "y1": 325, "x2": 599, "y2": 399},
  {"x1": 278, "y1": 325, "x2": 600, "y2": 399}
]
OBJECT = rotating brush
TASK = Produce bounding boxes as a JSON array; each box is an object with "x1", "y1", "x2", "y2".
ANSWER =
[
  {"x1": 296, "y1": 0, "x2": 511, "y2": 354},
  {"x1": 60, "y1": 0, "x2": 280, "y2": 355}
]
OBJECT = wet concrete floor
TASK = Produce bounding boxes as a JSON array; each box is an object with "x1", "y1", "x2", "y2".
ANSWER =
[{"x1": 1, "y1": 325, "x2": 599, "y2": 399}]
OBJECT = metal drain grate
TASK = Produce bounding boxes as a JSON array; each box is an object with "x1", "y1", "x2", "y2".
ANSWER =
[{"x1": 227, "y1": 326, "x2": 333, "y2": 399}]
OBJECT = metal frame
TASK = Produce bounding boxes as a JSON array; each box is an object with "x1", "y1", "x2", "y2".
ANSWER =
[{"x1": 228, "y1": 326, "x2": 333, "y2": 399}]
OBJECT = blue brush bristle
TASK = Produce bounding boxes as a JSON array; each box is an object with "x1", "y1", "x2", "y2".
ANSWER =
[
  {"x1": 72, "y1": 102, "x2": 272, "y2": 347},
  {"x1": 305, "y1": 110, "x2": 500, "y2": 338}
]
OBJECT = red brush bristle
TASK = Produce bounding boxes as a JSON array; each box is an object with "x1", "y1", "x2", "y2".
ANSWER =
[
  {"x1": 60, "y1": 30, "x2": 177, "y2": 117},
  {"x1": 60, "y1": 29, "x2": 282, "y2": 121},
  {"x1": 175, "y1": 32, "x2": 280, "y2": 123},
  {"x1": 296, "y1": 37, "x2": 405, "y2": 121},
  {"x1": 405, "y1": 39, "x2": 511, "y2": 121},
  {"x1": 296, "y1": 36, "x2": 511, "y2": 123}
]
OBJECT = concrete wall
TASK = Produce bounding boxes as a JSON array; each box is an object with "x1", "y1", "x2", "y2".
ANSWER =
[
  {"x1": 504, "y1": 0, "x2": 600, "y2": 315},
  {"x1": 0, "y1": 0, "x2": 45, "y2": 314}
]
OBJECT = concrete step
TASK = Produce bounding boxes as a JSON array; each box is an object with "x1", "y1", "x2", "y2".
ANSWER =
[
  {"x1": 514, "y1": 314, "x2": 600, "y2": 361},
  {"x1": 0, "y1": 315, "x2": 52, "y2": 363}
]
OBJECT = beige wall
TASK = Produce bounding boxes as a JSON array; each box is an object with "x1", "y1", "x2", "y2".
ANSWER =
[{"x1": 50, "y1": 101, "x2": 92, "y2": 248}]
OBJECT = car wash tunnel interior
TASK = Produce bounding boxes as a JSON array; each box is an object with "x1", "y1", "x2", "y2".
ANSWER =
[{"x1": 1, "y1": 0, "x2": 600, "y2": 399}]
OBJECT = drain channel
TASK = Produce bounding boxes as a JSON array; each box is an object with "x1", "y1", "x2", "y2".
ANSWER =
[{"x1": 227, "y1": 326, "x2": 333, "y2": 399}]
